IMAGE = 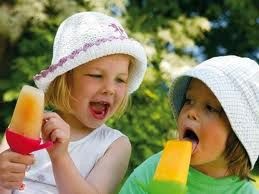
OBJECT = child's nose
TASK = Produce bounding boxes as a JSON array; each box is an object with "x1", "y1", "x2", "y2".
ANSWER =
[
  {"x1": 187, "y1": 107, "x2": 198, "y2": 120},
  {"x1": 102, "y1": 81, "x2": 115, "y2": 95}
]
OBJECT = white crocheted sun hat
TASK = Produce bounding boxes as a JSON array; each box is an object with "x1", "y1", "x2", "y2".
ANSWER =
[
  {"x1": 33, "y1": 11, "x2": 147, "y2": 94},
  {"x1": 169, "y1": 55, "x2": 259, "y2": 168}
]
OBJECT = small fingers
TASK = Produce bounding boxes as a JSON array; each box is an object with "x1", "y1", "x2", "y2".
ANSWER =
[
  {"x1": 42, "y1": 117, "x2": 60, "y2": 139},
  {"x1": 42, "y1": 113, "x2": 70, "y2": 143},
  {"x1": 5, "y1": 162, "x2": 28, "y2": 174},
  {"x1": 43, "y1": 111, "x2": 62, "y2": 120},
  {"x1": 9, "y1": 153, "x2": 35, "y2": 166},
  {"x1": 49, "y1": 129, "x2": 68, "y2": 143},
  {"x1": 0, "y1": 167, "x2": 26, "y2": 189},
  {"x1": 1, "y1": 179, "x2": 24, "y2": 190},
  {"x1": 0, "y1": 152, "x2": 34, "y2": 191}
]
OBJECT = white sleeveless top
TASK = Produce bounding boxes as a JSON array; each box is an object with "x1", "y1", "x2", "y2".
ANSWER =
[{"x1": 13, "y1": 124, "x2": 125, "y2": 194}]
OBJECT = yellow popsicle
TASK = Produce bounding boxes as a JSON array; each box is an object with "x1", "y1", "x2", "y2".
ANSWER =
[
  {"x1": 154, "y1": 140, "x2": 192, "y2": 185},
  {"x1": 9, "y1": 85, "x2": 44, "y2": 139}
]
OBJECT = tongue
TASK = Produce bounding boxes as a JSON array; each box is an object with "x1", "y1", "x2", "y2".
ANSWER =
[
  {"x1": 91, "y1": 103, "x2": 105, "y2": 113},
  {"x1": 90, "y1": 103, "x2": 107, "y2": 119},
  {"x1": 183, "y1": 137, "x2": 198, "y2": 153}
]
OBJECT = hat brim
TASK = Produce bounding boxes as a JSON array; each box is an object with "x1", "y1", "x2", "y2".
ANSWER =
[{"x1": 34, "y1": 38, "x2": 147, "y2": 94}]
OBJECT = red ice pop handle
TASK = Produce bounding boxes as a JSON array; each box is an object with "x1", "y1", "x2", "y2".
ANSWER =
[{"x1": 6, "y1": 128, "x2": 53, "y2": 155}]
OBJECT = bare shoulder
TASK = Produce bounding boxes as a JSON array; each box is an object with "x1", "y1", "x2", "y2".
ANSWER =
[
  {"x1": 102, "y1": 135, "x2": 132, "y2": 166},
  {"x1": 108, "y1": 136, "x2": 131, "y2": 155},
  {"x1": 86, "y1": 136, "x2": 132, "y2": 194}
]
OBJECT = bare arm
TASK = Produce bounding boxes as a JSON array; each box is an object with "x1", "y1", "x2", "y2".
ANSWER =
[
  {"x1": 52, "y1": 136, "x2": 131, "y2": 194},
  {"x1": 42, "y1": 112, "x2": 131, "y2": 194}
]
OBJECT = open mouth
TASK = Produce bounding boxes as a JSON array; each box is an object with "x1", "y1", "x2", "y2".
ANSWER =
[
  {"x1": 183, "y1": 128, "x2": 199, "y2": 152},
  {"x1": 89, "y1": 101, "x2": 110, "y2": 120}
]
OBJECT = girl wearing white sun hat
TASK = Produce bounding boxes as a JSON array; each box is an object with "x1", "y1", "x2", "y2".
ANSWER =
[
  {"x1": 0, "y1": 11, "x2": 147, "y2": 194},
  {"x1": 119, "y1": 55, "x2": 259, "y2": 194},
  {"x1": 34, "y1": 11, "x2": 147, "y2": 94}
]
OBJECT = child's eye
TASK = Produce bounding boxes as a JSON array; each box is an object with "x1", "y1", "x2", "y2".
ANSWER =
[
  {"x1": 86, "y1": 74, "x2": 102, "y2": 78},
  {"x1": 116, "y1": 78, "x2": 127, "y2": 83},
  {"x1": 206, "y1": 104, "x2": 220, "y2": 113},
  {"x1": 183, "y1": 98, "x2": 192, "y2": 105}
]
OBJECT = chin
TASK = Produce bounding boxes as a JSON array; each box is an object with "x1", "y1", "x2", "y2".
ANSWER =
[
  {"x1": 86, "y1": 122, "x2": 101, "y2": 129},
  {"x1": 190, "y1": 155, "x2": 206, "y2": 166}
]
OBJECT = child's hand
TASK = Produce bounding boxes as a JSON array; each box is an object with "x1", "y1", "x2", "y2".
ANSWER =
[
  {"x1": 0, "y1": 150, "x2": 34, "y2": 189},
  {"x1": 42, "y1": 112, "x2": 70, "y2": 160}
]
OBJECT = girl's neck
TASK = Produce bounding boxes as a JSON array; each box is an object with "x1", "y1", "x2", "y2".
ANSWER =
[{"x1": 58, "y1": 111, "x2": 95, "y2": 141}]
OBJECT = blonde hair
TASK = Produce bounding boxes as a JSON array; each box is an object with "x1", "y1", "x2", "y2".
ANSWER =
[
  {"x1": 45, "y1": 56, "x2": 133, "y2": 116},
  {"x1": 45, "y1": 71, "x2": 73, "y2": 113},
  {"x1": 113, "y1": 56, "x2": 133, "y2": 118},
  {"x1": 224, "y1": 130, "x2": 252, "y2": 180}
]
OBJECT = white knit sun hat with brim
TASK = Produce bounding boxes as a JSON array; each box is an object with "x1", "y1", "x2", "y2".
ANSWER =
[
  {"x1": 33, "y1": 12, "x2": 147, "y2": 94},
  {"x1": 169, "y1": 55, "x2": 259, "y2": 169}
]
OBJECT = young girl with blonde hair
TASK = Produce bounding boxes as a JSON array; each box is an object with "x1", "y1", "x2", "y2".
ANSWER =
[{"x1": 0, "y1": 11, "x2": 147, "y2": 194}]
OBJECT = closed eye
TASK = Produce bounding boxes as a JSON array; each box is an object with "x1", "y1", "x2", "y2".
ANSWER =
[
  {"x1": 116, "y1": 77, "x2": 127, "y2": 83},
  {"x1": 206, "y1": 104, "x2": 221, "y2": 113},
  {"x1": 85, "y1": 74, "x2": 102, "y2": 78}
]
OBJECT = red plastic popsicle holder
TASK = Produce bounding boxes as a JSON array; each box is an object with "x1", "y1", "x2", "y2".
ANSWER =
[{"x1": 6, "y1": 128, "x2": 53, "y2": 155}]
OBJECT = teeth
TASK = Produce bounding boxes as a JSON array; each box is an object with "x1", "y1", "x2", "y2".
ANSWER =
[
  {"x1": 91, "y1": 101, "x2": 109, "y2": 105},
  {"x1": 95, "y1": 101, "x2": 108, "y2": 105}
]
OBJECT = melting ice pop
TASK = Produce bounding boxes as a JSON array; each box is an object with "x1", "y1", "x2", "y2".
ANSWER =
[
  {"x1": 147, "y1": 140, "x2": 192, "y2": 194},
  {"x1": 9, "y1": 85, "x2": 44, "y2": 139},
  {"x1": 6, "y1": 85, "x2": 52, "y2": 155}
]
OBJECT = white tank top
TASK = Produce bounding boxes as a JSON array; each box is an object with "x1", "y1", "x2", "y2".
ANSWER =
[{"x1": 13, "y1": 124, "x2": 125, "y2": 194}]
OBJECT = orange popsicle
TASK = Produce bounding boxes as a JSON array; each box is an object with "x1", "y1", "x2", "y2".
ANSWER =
[
  {"x1": 146, "y1": 140, "x2": 192, "y2": 194},
  {"x1": 154, "y1": 140, "x2": 192, "y2": 184},
  {"x1": 9, "y1": 85, "x2": 44, "y2": 139}
]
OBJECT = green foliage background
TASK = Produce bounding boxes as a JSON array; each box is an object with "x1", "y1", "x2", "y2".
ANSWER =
[{"x1": 0, "y1": 0, "x2": 258, "y2": 179}]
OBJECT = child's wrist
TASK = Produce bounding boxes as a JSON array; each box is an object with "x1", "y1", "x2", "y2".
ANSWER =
[{"x1": 50, "y1": 151, "x2": 70, "y2": 164}]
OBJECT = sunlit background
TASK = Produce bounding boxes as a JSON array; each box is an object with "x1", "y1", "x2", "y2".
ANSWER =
[{"x1": 0, "y1": 0, "x2": 258, "y2": 186}]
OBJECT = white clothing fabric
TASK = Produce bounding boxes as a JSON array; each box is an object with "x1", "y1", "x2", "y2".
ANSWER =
[{"x1": 13, "y1": 124, "x2": 125, "y2": 194}]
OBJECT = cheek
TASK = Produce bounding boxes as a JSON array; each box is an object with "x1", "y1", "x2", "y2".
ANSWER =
[
  {"x1": 178, "y1": 106, "x2": 188, "y2": 119},
  {"x1": 201, "y1": 124, "x2": 229, "y2": 151},
  {"x1": 177, "y1": 110, "x2": 186, "y2": 128},
  {"x1": 69, "y1": 96, "x2": 81, "y2": 113},
  {"x1": 69, "y1": 88, "x2": 89, "y2": 111},
  {"x1": 70, "y1": 85, "x2": 81, "y2": 99},
  {"x1": 112, "y1": 88, "x2": 127, "y2": 112},
  {"x1": 116, "y1": 85, "x2": 127, "y2": 98},
  {"x1": 71, "y1": 75, "x2": 96, "y2": 95},
  {"x1": 71, "y1": 82, "x2": 95, "y2": 99}
]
